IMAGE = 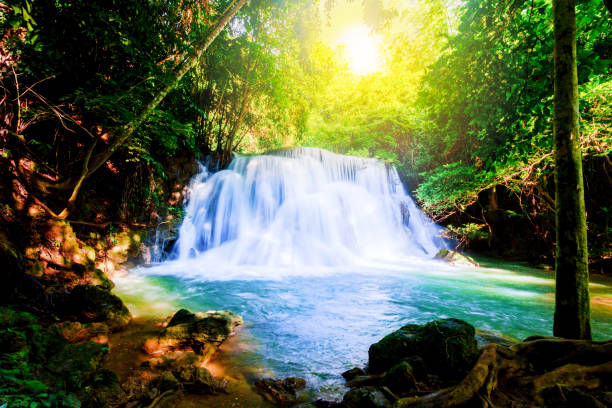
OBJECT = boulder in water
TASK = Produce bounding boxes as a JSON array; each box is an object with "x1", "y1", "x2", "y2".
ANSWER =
[
  {"x1": 368, "y1": 318, "x2": 478, "y2": 380},
  {"x1": 435, "y1": 248, "x2": 479, "y2": 267},
  {"x1": 143, "y1": 308, "x2": 242, "y2": 356}
]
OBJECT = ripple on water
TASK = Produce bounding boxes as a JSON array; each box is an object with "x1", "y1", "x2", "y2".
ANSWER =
[{"x1": 115, "y1": 259, "x2": 612, "y2": 398}]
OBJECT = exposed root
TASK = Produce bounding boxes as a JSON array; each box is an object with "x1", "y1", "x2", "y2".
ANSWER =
[{"x1": 395, "y1": 339, "x2": 612, "y2": 407}]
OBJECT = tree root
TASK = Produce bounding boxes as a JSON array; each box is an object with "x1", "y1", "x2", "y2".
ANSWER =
[{"x1": 395, "y1": 339, "x2": 612, "y2": 407}]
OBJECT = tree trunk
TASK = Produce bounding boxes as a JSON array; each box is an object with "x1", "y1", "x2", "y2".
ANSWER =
[
  {"x1": 53, "y1": 0, "x2": 248, "y2": 218},
  {"x1": 552, "y1": 0, "x2": 591, "y2": 340}
]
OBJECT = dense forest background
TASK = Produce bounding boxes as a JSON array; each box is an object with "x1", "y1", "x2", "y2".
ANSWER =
[{"x1": 1, "y1": 0, "x2": 611, "y2": 269}]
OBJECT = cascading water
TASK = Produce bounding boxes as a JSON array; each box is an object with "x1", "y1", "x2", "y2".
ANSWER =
[{"x1": 172, "y1": 147, "x2": 444, "y2": 268}]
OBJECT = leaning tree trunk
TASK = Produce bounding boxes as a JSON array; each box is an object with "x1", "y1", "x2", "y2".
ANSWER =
[
  {"x1": 552, "y1": 0, "x2": 591, "y2": 340},
  {"x1": 52, "y1": 0, "x2": 249, "y2": 219}
]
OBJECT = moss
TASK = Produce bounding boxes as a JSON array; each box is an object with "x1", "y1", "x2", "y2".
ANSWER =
[
  {"x1": 69, "y1": 284, "x2": 131, "y2": 330},
  {"x1": 81, "y1": 369, "x2": 127, "y2": 408},
  {"x1": 45, "y1": 341, "x2": 108, "y2": 388},
  {"x1": 0, "y1": 307, "x2": 113, "y2": 407},
  {"x1": 368, "y1": 318, "x2": 478, "y2": 379},
  {"x1": 0, "y1": 307, "x2": 37, "y2": 328}
]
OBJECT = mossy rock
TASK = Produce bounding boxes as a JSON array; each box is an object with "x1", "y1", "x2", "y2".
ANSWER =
[
  {"x1": 81, "y1": 369, "x2": 127, "y2": 408},
  {"x1": 342, "y1": 386, "x2": 392, "y2": 408},
  {"x1": 45, "y1": 341, "x2": 108, "y2": 388},
  {"x1": 69, "y1": 284, "x2": 131, "y2": 330},
  {"x1": 143, "y1": 309, "x2": 242, "y2": 356},
  {"x1": 0, "y1": 307, "x2": 36, "y2": 328},
  {"x1": 383, "y1": 361, "x2": 418, "y2": 395},
  {"x1": 435, "y1": 248, "x2": 479, "y2": 267},
  {"x1": 154, "y1": 371, "x2": 181, "y2": 392},
  {"x1": 368, "y1": 318, "x2": 478, "y2": 380}
]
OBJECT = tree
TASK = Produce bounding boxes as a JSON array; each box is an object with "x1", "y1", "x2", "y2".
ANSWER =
[
  {"x1": 50, "y1": 0, "x2": 249, "y2": 218},
  {"x1": 552, "y1": 0, "x2": 591, "y2": 340}
]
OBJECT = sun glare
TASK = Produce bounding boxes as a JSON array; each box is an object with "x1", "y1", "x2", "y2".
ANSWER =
[{"x1": 338, "y1": 26, "x2": 382, "y2": 76}]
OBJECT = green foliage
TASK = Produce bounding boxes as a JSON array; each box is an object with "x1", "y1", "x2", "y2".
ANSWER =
[
  {"x1": 0, "y1": 308, "x2": 80, "y2": 407},
  {"x1": 414, "y1": 0, "x2": 611, "y2": 213},
  {"x1": 443, "y1": 223, "x2": 490, "y2": 248}
]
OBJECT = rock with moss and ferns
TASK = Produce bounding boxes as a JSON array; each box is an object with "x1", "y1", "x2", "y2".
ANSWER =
[
  {"x1": 63, "y1": 284, "x2": 132, "y2": 331},
  {"x1": 434, "y1": 248, "x2": 479, "y2": 267},
  {"x1": 143, "y1": 309, "x2": 242, "y2": 357},
  {"x1": 368, "y1": 318, "x2": 479, "y2": 381}
]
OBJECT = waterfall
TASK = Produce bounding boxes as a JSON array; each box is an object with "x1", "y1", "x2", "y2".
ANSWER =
[{"x1": 170, "y1": 148, "x2": 444, "y2": 267}]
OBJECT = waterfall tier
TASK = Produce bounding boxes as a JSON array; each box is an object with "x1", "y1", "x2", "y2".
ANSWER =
[{"x1": 172, "y1": 148, "x2": 443, "y2": 267}]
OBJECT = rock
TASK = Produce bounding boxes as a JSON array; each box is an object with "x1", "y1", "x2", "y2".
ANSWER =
[
  {"x1": 254, "y1": 377, "x2": 307, "y2": 405},
  {"x1": 383, "y1": 361, "x2": 418, "y2": 395},
  {"x1": 368, "y1": 318, "x2": 478, "y2": 380},
  {"x1": 346, "y1": 374, "x2": 385, "y2": 388},
  {"x1": 313, "y1": 399, "x2": 343, "y2": 407},
  {"x1": 342, "y1": 367, "x2": 366, "y2": 381},
  {"x1": 342, "y1": 386, "x2": 392, "y2": 408},
  {"x1": 187, "y1": 367, "x2": 227, "y2": 394},
  {"x1": 122, "y1": 375, "x2": 152, "y2": 402},
  {"x1": 166, "y1": 308, "x2": 198, "y2": 326},
  {"x1": 54, "y1": 321, "x2": 110, "y2": 343},
  {"x1": 69, "y1": 284, "x2": 131, "y2": 331},
  {"x1": 133, "y1": 351, "x2": 225, "y2": 397},
  {"x1": 143, "y1": 350, "x2": 204, "y2": 372},
  {"x1": 434, "y1": 248, "x2": 479, "y2": 267},
  {"x1": 155, "y1": 371, "x2": 181, "y2": 391},
  {"x1": 45, "y1": 341, "x2": 108, "y2": 388},
  {"x1": 81, "y1": 369, "x2": 127, "y2": 408},
  {"x1": 143, "y1": 309, "x2": 242, "y2": 357}
]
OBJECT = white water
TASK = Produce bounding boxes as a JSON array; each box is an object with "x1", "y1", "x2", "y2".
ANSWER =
[{"x1": 171, "y1": 147, "x2": 444, "y2": 271}]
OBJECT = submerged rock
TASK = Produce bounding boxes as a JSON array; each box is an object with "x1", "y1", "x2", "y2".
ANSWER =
[
  {"x1": 368, "y1": 318, "x2": 478, "y2": 380},
  {"x1": 434, "y1": 248, "x2": 479, "y2": 267},
  {"x1": 254, "y1": 377, "x2": 307, "y2": 405},
  {"x1": 143, "y1": 309, "x2": 242, "y2": 356}
]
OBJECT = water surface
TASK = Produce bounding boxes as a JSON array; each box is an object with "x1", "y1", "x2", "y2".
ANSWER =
[{"x1": 115, "y1": 258, "x2": 612, "y2": 397}]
